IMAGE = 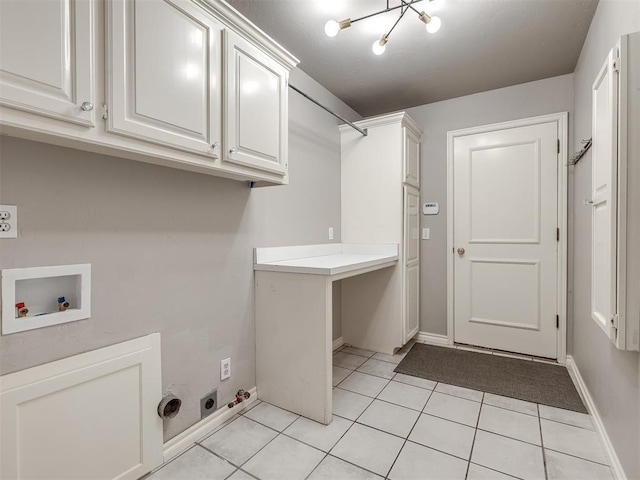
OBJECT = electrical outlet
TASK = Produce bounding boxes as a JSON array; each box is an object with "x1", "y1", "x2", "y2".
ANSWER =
[
  {"x1": 328, "y1": 227, "x2": 334, "y2": 240},
  {"x1": 221, "y1": 357, "x2": 231, "y2": 380},
  {"x1": 200, "y1": 389, "x2": 217, "y2": 418},
  {"x1": 422, "y1": 228, "x2": 430, "y2": 240},
  {"x1": 0, "y1": 205, "x2": 17, "y2": 239}
]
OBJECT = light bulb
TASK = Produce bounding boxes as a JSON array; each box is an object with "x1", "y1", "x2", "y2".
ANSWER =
[
  {"x1": 325, "y1": 20, "x2": 340, "y2": 37},
  {"x1": 372, "y1": 40, "x2": 386, "y2": 55},
  {"x1": 426, "y1": 16, "x2": 441, "y2": 34}
]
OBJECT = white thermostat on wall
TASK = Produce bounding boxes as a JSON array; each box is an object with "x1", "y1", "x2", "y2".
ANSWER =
[{"x1": 423, "y1": 202, "x2": 439, "y2": 215}]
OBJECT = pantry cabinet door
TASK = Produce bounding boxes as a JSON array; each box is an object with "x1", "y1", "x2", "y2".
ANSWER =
[
  {"x1": 107, "y1": 0, "x2": 221, "y2": 157},
  {"x1": 403, "y1": 127, "x2": 420, "y2": 188},
  {"x1": 224, "y1": 30, "x2": 288, "y2": 176},
  {"x1": 0, "y1": 0, "x2": 94, "y2": 126},
  {"x1": 404, "y1": 186, "x2": 420, "y2": 342}
]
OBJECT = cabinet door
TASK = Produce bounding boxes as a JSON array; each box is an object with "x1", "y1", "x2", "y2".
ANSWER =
[
  {"x1": 224, "y1": 30, "x2": 288, "y2": 176},
  {"x1": 0, "y1": 0, "x2": 94, "y2": 126},
  {"x1": 591, "y1": 45, "x2": 618, "y2": 341},
  {"x1": 107, "y1": 0, "x2": 221, "y2": 157},
  {"x1": 404, "y1": 263, "x2": 420, "y2": 343},
  {"x1": 403, "y1": 127, "x2": 420, "y2": 188},
  {"x1": 404, "y1": 186, "x2": 420, "y2": 342}
]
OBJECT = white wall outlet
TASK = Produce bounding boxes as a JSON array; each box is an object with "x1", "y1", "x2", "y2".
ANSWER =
[
  {"x1": 0, "y1": 205, "x2": 17, "y2": 239},
  {"x1": 221, "y1": 357, "x2": 231, "y2": 380},
  {"x1": 328, "y1": 227, "x2": 334, "y2": 240},
  {"x1": 422, "y1": 228, "x2": 430, "y2": 240}
]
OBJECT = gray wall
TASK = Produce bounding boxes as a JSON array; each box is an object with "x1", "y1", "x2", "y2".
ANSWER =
[
  {"x1": 0, "y1": 68, "x2": 359, "y2": 441},
  {"x1": 570, "y1": 1, "x2": 640, "y2": 478},
  {"x1": 406, "y1": 75, "x2": 574, "y2": 335}
]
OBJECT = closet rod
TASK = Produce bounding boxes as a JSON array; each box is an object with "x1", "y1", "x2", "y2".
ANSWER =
[{"x1": 288, "y1": 84, "x2": 368, "y2": 137}]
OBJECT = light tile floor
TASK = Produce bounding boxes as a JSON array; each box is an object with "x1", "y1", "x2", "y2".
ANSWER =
[{"x1": 145, "y1": 344, "x2": 613, "y2": 480}]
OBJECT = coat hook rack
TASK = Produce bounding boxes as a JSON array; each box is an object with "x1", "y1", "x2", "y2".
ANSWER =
[{"x1": 570, "y1": 138, "x2": 592, "y2": 165}]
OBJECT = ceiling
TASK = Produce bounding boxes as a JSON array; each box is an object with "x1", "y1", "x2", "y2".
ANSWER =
[{"x1": 228, "y1": 0, "x2": 598, "y2": 116}]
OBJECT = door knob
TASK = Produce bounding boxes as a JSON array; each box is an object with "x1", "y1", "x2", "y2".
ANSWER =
[{"x1": 457, "y1": 247, "x2": 465, "y2": 255}]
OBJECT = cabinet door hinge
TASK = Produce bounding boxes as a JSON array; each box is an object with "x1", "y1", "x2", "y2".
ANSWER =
[
  {"x1": 557, "y1": 139, "x2": 560, "y2": 154},
  {"x1": 101, "y1": 104, "x2": 109, "y2": 120},
  {"x1": 611, "y1": 314, "x2": 620, "y2": 329},
  {"x1": 557, "y1": 228, "x2": 560, "y2": 242},
  {"x1": 556, "y1": 315, "x2": 559, "y2": 329},
  {"x1": 612, "y1": 56, "x2": 620, "y2": 73}
]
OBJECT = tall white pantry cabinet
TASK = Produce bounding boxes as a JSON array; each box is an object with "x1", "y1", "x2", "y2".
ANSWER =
[{"x1": 340, "y1": 112, "x2": 422, "y2": 354}]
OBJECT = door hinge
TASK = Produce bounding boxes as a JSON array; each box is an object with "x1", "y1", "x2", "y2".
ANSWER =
[
  {"x1": 556, "y1": 315, "x2": 559, "y2": 329},
  {"x1": 101, "y1": 104, "x2": 109, "y2": 120},
  {"x1": 612, "y1": 56, "x2": 620, "y2": 73},
  {"x1": 611, "y1": 314, "x2": 620, "y2": 329},
  {"x1": 557, "y1": 228, "x2": 560, "y2": 242},
  {"x1": 557, "y1": 139, "x2": 560, "y2": 154}
]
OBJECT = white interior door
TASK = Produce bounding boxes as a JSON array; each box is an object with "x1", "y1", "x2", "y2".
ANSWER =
[{"x1": 453, "y1": 121, "x2": 559, "y2": 358}]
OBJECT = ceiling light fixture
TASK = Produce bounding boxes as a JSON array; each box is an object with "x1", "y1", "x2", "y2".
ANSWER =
[{"x1": 325, "y1": 0, "x2": 441, "y2": 55}]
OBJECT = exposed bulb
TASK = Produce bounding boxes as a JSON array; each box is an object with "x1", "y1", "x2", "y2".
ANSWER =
[
  {"x1": 325, "y1": 20, "x2": 340, "y2": 37},
  {"x1": 426, "y1": 16, "x2": 441, "y2": 34},
  {"x1": 372, "y1": 35, "x2": 388, "y2": 55},
  {"x1": 372, "y1": 40, "x2": 386, "y2": 55}
]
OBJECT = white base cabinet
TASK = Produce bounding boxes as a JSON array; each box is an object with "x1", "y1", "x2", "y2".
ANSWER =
[
  {"x1": 340, "y1": 112, "x2": 423, "y2": 354},
  {"x1": 0, "y1": 0, "x2": 298, "y2": 185}
]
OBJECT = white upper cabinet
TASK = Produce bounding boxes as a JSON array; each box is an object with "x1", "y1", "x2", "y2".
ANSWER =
[
  {"x1": 223, "y1": 30, "x2": 288, "y2": 176},
  {"x1": 404, "y1": 127, "x2": 420, "y2": 188},
  {"x1": 0, "y1": 0, "x2": 298, "y2": 184},
  {"x1": 107, "y1": 0, "x2": 222, "y2": 157},
  {"x1": 0, "y1": 0, "x2": 94, "y2": 126}
]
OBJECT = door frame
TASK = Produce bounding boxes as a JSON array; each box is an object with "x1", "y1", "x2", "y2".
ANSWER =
[{"x1": 446, "y1": 112, "x2": 569, "y2": 364}]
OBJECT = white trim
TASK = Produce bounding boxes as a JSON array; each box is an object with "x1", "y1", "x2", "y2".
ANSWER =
[
  {"x1": 338, "y1": 111, "x2": 423, "y2": 137},
  {"x1": 332, "y1": 337, "x2": 344, "y2": 351},
  {"x1": 566, "y1": 356, "x2": 626, "y2": 480},
  {"x1": 163, "y1": 386, "x2": 257, "y2": 462},
  {"x1": 447, "y1": 113, "x2": 569, "y2": 362},
  {"x1": 415, "y1": 331, "x2": 449, "y2": 346}
]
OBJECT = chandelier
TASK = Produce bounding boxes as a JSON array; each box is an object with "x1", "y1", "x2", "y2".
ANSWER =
[{"x1": 324, "y1": 0, "x2": 441, "y2": 55}]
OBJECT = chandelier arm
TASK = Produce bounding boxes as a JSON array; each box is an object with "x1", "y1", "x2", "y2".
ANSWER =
[
  {"x1": 385, "y1": 3, "x2": 410, "y2": 38},
  {"x1": 399, "y1": 0, "x2": 423, "y2": 17},
  {"x1": 350, "y1": 0, "x2": 425, "y2": 24}
]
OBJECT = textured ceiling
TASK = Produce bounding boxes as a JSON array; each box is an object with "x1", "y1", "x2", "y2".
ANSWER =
[{"x1": 229, "y1": 0, "x2": 598, "y2": 116}]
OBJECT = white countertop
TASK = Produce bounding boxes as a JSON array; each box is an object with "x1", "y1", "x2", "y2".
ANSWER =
[{"x1": 254, "y1": 243, "x2": 399, "y2": 275}]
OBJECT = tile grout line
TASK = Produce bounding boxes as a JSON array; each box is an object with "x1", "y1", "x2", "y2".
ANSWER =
[
  {"x1": 464, "y1": 392, "x2": 484, "y2": 480},
  {"x1": 538, "y1": 404, "x2": 550, "y2": 480},
  {"x1": 383, "y1": 385, "x2": 435, "y2": 479}
]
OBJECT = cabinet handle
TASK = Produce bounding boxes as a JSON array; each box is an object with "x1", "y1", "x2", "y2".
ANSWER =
[
  {"x1": 211, "y1": 142, "x2": 219, "y2": 149},
  {"x1": 229, "y1": 148, "x2": 237, "y2": 154},
  {"x1": 80, "y1": 101, "x2": 94, "y2": 112}
]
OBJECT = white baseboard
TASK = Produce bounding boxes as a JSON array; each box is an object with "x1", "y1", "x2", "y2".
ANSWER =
[
  {"x1": 415, "y1": 331, "x2": 449, "y2": 346},
  {"x1": 163, "y1": 386, "x2": 258, "y2": 462},
  {"x1": 566, "y1": 356, "x2": 626, "y2": 480},
  {"x1": 332, "y1": 337, "x2": 344, "y2": 351}
]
